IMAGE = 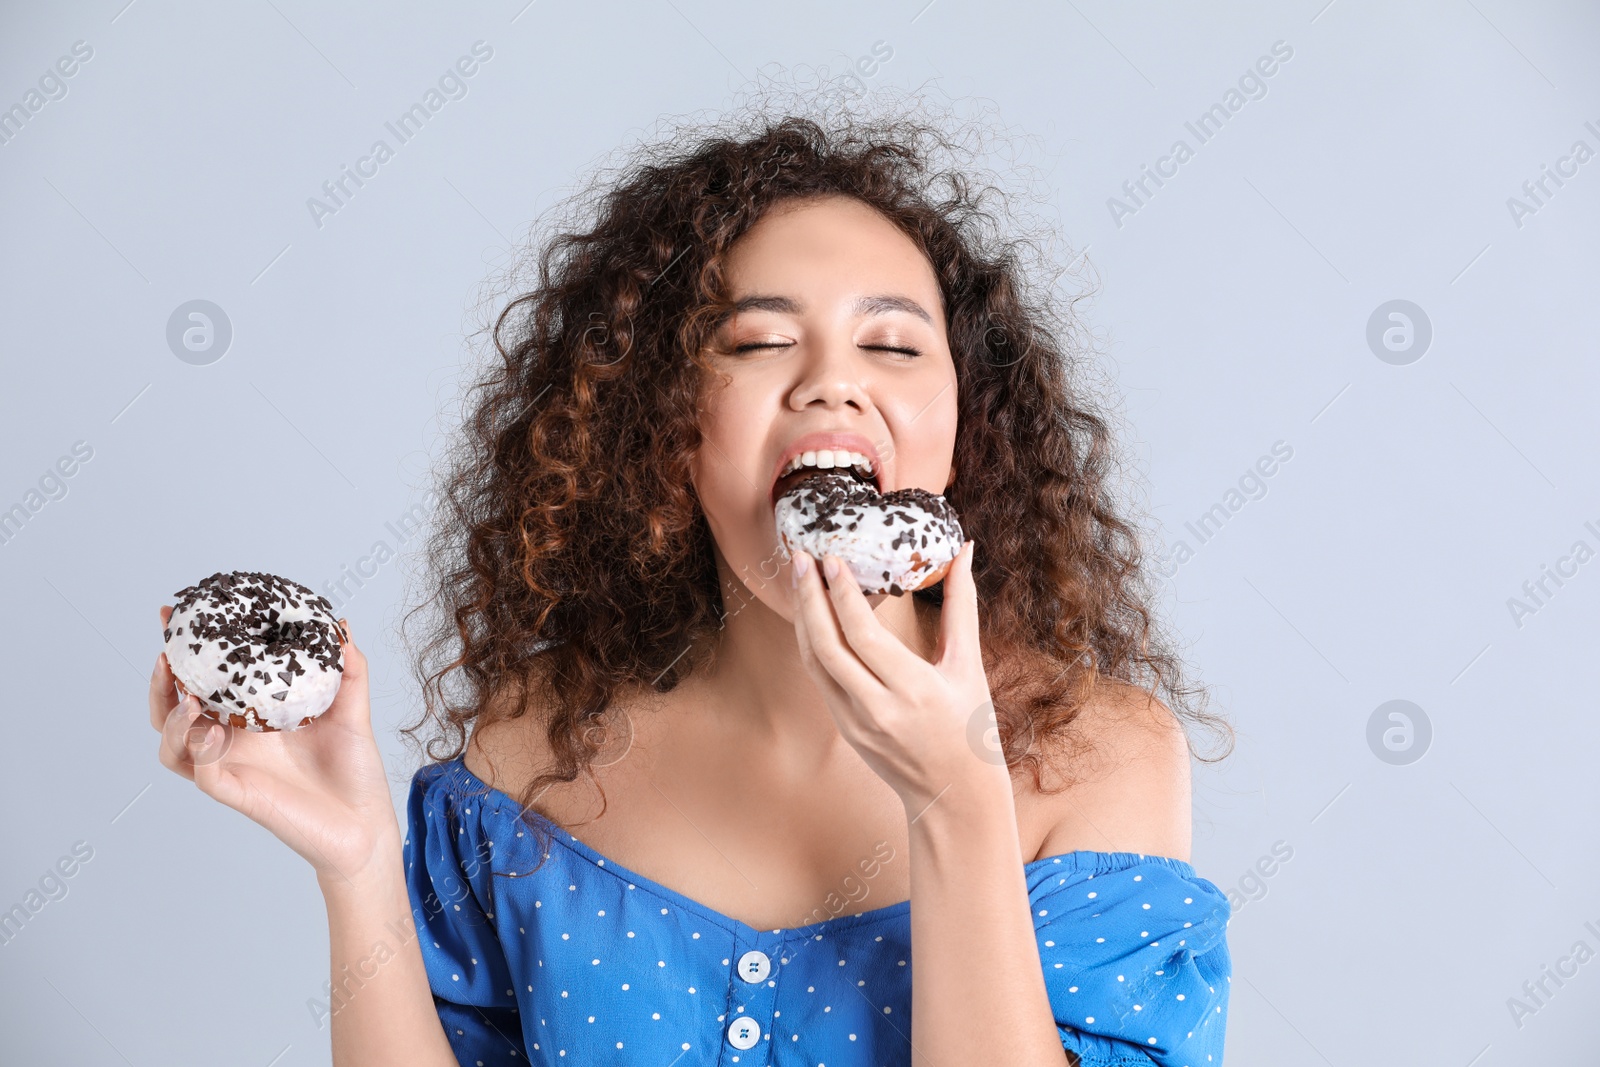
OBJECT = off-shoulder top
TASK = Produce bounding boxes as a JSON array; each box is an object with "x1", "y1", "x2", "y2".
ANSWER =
[{"x1": 402, "y1": 757, "x2": 1232, "y2": 1066}]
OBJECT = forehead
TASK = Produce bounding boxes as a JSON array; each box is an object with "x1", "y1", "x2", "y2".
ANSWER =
[{"x1": 723, "y1": 195, "x2": 941, "y2": 301}]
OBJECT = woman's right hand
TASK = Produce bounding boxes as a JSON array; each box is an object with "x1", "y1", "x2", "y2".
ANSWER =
[{"x1": 150, "y1": 608, "x2": 401, "y2": 888}]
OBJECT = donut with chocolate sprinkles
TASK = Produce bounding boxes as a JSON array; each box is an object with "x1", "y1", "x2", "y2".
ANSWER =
[
  {"x1": 774, "y1": 470, "x2": 964, "y2": 596},
  {"x1": 163, "y1": 571, "x2": 347, "y2": 732}
]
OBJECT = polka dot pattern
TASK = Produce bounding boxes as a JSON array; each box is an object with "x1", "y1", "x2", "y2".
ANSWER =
[
  {"x1": 1031, "y1": 852, "x2": 1233, "y2": 1065},
  {"x1": 405, "y1": 759, "x2": 1231, "y2": 1067}
]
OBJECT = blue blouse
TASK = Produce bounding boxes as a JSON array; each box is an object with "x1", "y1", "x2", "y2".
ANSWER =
[{"x1": 402, "y1": 757, "x2": 1232, "y2": 1066}]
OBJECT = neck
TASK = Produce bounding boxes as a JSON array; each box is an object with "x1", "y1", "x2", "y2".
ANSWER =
[{"x1": 685, "y1": 552, "x2": 936, "y2": 774}]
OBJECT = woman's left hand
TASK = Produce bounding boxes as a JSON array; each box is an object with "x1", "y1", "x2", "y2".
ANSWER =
[{"x1": 790, "y1": 541, "x2": 1004, "y2": 814}]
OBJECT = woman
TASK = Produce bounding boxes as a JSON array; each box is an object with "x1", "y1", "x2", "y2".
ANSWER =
[{"x1": 151, "y1": 92, "x2": 1233, "y2": 1067}]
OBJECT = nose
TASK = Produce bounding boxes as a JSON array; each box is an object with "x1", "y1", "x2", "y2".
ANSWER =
[{"x1": 787, "y1": 336, "x2": 870, "y2": 414}]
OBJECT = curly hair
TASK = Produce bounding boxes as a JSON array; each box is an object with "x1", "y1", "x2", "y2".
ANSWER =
[{"x1": 398, "y1": 72, "x2": 1231, "y2": 867}]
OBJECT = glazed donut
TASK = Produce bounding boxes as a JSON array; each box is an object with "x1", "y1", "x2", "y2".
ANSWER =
[
  {"x1": 775, "y1": 470, "x2": 965, "y2": 596},
  {"x1": 163, "y1": 571, "x2": 347, "y2": 732}
]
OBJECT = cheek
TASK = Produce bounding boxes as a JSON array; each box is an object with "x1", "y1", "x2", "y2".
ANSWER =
[{"x1": 887, "y1": 382, "x2": 958, "y2": 489}]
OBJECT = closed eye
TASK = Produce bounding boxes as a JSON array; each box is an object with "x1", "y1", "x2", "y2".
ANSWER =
[{"x1": 731, "y1": 342, "x2": 922, "y2": 360}]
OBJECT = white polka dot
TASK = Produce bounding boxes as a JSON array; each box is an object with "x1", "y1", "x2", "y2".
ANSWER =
[{"x1": 1086, "y1": 1016, "x2": 1095, "y2": 1024}]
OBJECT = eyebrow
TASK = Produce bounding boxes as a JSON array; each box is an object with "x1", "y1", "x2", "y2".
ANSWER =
[{"x1": 719, "y1": 293, "x2": 935, "y2": 326}]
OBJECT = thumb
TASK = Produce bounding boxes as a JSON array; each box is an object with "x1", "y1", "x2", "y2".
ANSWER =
[{"x1": 323, "y1": 618, "x2": 371, "y2": 727}]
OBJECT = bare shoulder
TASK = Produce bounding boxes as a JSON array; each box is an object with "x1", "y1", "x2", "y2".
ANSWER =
[
  {"x1": 461, "y1": 669, "x2": 653, "y2": 807},
  {"x1": 1026, "y1": 676, "x2": 1193, "y2": 863},
  {"x1": 461, "y1": 671, "x2": 556, "y2": 798}
]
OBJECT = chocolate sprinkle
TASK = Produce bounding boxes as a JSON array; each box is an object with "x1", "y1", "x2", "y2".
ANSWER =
[
  {"x1": 775, "y1": 470, "x2": 963, "y2": 596},
  {"x1": 165, "y1": 570, "x2": 344, "y2": 732}
]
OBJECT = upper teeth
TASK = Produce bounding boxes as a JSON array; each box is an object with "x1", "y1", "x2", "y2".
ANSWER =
[{"x1": 780, "y1": 449, "x2": 876, "y2": 483}]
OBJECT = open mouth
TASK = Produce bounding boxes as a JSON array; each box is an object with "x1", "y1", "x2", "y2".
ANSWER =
[{"x1": 770, "y1": 454, "x2": 879, "y2": 507}]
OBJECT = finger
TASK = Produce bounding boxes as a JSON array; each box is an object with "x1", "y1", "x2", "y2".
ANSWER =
[
  {"x1": 157, "y1": 695, "x2": 199, "y2": 782},
  {"x1": 320, "y1": 618, "x2": 371, "y2": 727},
  {"x1": 159, "y1": 604, "x2": 173, "y2": 628},
  {"x1": 189, "y1": 724, "x2": 252, "y2": 812},
  {"x1": 819, "y1": 554, "x2": 926, "y2": 686},
  {"x1": 935, "y1": 540, "x2": 979, "y2": 668},
  {"x1": 794, "y1": 551, "x2": 886, "y2": 700},
  {"x1": 790, "y1": 569, "x2": 851, "y2": 709},
  {"x1": 149, "y1": 651, "x2": 179, "y2": 732}
]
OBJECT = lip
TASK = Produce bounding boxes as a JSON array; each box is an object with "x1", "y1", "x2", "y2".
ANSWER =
[{"x1": 768, "y1": 431, "x2": 886, "y2": 507}]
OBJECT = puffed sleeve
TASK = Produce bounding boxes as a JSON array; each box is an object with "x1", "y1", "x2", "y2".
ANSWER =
[
  {"x1": 403, "y1": 761, "x2": 529, "y2": 1065},
  {"x1": 1030, "y1": 852, "x2": 1232, "y2": 1067}
]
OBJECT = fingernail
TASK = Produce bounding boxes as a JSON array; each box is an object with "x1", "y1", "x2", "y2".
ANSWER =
[
  {"x1": 793, "y1": 554, "x2": 811, "y2": 585},
  {"x1": 822, "y1": 556, "x2": 839, "y2": 581}
]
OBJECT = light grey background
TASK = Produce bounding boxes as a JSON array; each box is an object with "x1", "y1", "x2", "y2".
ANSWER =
[{"x1": 2, "y1": 1, "x2": 1597, "y2": 1064}]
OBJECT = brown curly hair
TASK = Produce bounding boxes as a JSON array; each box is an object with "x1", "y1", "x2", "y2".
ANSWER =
[{"x1": 398, "y1": 74, "x2": 1231, "y2": 867}]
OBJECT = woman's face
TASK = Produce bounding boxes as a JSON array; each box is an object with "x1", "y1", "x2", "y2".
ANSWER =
[{"x1": 691, "y1": 193, "x2": 960, "y2": 622}]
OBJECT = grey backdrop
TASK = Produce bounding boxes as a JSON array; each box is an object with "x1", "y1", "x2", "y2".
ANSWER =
[{"x1": 3, "y1": 1, "x2": 1597, "y2": 1064}]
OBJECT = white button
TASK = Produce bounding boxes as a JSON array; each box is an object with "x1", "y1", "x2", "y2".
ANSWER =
[
  {"x1": 727, "y1": 1016, "x2": 761, "y2": 1049},
  {"x1": 737, "y1": 950, "x2": 772, "y2": 983}
]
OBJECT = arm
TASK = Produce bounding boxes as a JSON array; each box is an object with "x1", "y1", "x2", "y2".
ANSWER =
[
  {"x1": 320, "y1": 835, "x2": 460, "y2": 1067},
  {"x1": 905, "y1": 685, "x2": 1194, "y2": 1067},
  {"x1": 150, "y1": 610, "x2": 458, "y2": 1067},
  {"x1": 788, "y1": 546, "x2": 1197, "y2": 1067},
  {"x1": 904, "y1": 761, "x2": 1069, "y2": 1067}
]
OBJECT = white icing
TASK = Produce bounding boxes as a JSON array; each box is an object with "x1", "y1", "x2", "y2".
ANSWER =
[
  {"x1": 774, "y1": 478, "x2": 963, "y2": 595},
  {"x1": 164, "y1": 577, "x2": 343, "y2": 731}
]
